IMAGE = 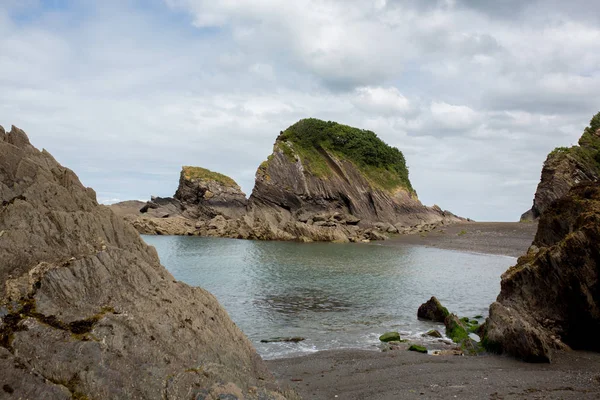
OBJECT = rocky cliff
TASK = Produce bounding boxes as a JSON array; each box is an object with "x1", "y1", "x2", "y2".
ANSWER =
[
  {"x1": 243, "y1": 119, "x2": 462, "y2": 241},
  {"x1": 113, "y1": 118, "x2": 463, "y2": 241},
  {"x1": 521, "y1": 112, "x2": 600, "y2": 221},
  {"x1": 0, "y1": 125, "x2": 295, "y2": 399},
  {"x1": 484, "y1": 182, "x2": 600, "y2": 362}
]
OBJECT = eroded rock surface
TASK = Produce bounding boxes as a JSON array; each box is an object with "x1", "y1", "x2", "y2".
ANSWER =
[
  {"x1": 521, "y1": 112, "x2": 600, "y2": 221},
  {"x1": 484, "y1": 183, "x2": 600, "y2": 362},
  {"x1": 0, "y1": 126, "x2": 296, "y2": 399}
]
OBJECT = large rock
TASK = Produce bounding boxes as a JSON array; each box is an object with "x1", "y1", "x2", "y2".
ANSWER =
[
  {"x1": 175, "y1": 166, "x2": 248, "y2": 218},
  {"x1": 0, "y1": 126, "x2": 295, "y2": 399},
  {"x1": 521, "y1": 112, "x2": 600, "y2": 221},
  {"x1": 112, "y1": 118, "x2": 465, "y2": 242},
  {"x1": 417, "y1": 296, "x2": 449, "y2": 322},
  {"x1": 484, "y1": 182, "x2": 600, "y2": 362},
  {"x1": 249, "y1": 119, "x2": 462, "y2": 230}
]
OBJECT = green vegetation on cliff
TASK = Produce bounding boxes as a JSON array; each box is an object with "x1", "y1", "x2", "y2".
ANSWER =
[
  {"x1": 182, "y1": 166, "x2": 239, "y2": 188},
  {"x1": 549, "y1": 111, "x2": 600, "y2": 172},
  {"x1": 276, "y1": 118, "x2": 414, "y2": 193}
]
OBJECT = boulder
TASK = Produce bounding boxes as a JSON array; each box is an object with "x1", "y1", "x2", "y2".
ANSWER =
[
  {"x1": 424, "y1": 329, "x2": 443, "y2": 338},
  {"x1": 484, "y1": 183, "x2": 600, "y2": 362},
  {"x1": 417, "y1": 296, "x2": 450, "y2": 322},
  {"x1": 408, "y1": 344, "x2": 428, "y2": 353},
  {"x1": 0, "y1": 126, "x2": 295, "y2": 399},
  {"x1": 379, "y1": 332, "x2": 401, "y2": 342}
]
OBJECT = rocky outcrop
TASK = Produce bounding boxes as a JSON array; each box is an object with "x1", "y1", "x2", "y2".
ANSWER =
[
  {"x1": 484, "y1": 182, "x2": 600, "y2": 362},
  {"x1": 417, "y1": 296, "x2": 450, "y2": 323},
  {"x1": 175, "y1": 166, "x2": 248, "y2": 219},
  {"x1": 521, "y1": 112, "x2": 600, "y2": 221},
  {"x1": 248, "y1": 119, "x2": 461, "y2": 233},
  {"x1": 113, "y1": 119, "x2": 464, "y2": 242},
  {"x1": 0, "y1": 126, "x2": 295, "y2": 399}
]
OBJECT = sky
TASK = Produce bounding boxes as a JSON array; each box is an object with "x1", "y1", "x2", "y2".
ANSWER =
[{"x1": 1, "y1": 0, "x2": 599, "y2": 221}]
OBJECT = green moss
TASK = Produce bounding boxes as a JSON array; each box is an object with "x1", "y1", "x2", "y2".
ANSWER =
[
  {"x1": 547, "y1": 111, "x2": 600, "y2": 176},
  {"x1": 446, "y1": 315, "x2": 470, "y2": 343},
  {"x1": 277, "y1": 118, "x2": 415, "y2": 193},
  {"x1": 458, "y1": 230, "x2": 467, "y2": 236},
  {"x1": 181, "y1": 166, "x2": 239, "y2": 188},
  {"x1": 379, "y1": 331, "x2": 401, "y2": 342},
  {"x1": 408, "y1": 344, "x2": 428, "y2": 353}
]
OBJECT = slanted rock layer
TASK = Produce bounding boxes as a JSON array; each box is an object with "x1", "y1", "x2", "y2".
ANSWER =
[
  {"x1": 485, "y1": 183, "x2": 600, "y2": 362},
  {"x1": 113, "y1": 119, "x2": 464, "y2": 241},
  {"x1": 0, "y1": 126, "x2": 295, "y2": 399}
]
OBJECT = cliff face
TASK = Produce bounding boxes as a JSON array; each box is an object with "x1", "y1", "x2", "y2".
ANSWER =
[
  {"x1": 0, "y1": 126, "x2": 294, "y2": 399},
  {"x1": 175, "y1": 166, "x2": 247, "y2": 218},
  {"x1": 521, "y1": 113, "x2": 600, "y2": 221},
  {"x1": 113, "y1": 118, "x2": 463, "y2": 241},
  {"x1": 249, "y1": 119, "x2": 459, "y2": 229},
  {"x1": 484, "y1": 182, "x2": 600, "y2": 362}
]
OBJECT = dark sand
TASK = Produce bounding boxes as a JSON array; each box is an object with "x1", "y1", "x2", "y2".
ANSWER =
[
  {"x1": 267, "y1": 222, "x2": 600, "y2": 399},
  {"x1": 268, "y1": 349, "x2": 600, "y2": 399},
  {"x1": 384, "y1": 221, "x2": 539, "y2": 258}
]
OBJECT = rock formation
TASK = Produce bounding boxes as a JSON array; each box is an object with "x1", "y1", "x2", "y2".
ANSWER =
[
  {"x1": 0, "y1": 125, "x2": 296, "y2": 399},
  {"x1": 417, "y1": 296, "x2": 449, "y2": 323},
  {"x1": 521, "y1": 112, "x2": 600, "y2": 221},
  {"x1": 484, "y1": 182, "x2": 600, "y2": 362},
  {"x1": 114, "y1": 119, "x2": 463, "y2": 242}
]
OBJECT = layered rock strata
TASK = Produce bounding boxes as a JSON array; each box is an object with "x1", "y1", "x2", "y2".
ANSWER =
[
  {"x1": 114, "y1": 119, "x2": 464, "y2": 242},
  {"x1": 484, "y1": 182, "x2": 600, "y2": 362},
  {"x1": 0, "y1": 125, "x2": 295, "y2": 399}
]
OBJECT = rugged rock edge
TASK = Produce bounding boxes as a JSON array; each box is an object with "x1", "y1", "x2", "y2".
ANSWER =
[
  {"x1": 0, "y1": 125, "x2": 297, "y2": 399},
  {"x1": 484, "y1": 182, "x2": 600, "y2": 362}
]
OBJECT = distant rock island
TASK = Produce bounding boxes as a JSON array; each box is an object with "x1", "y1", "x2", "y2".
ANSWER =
[
  {"x1": 0, "y1": 126, "x2": 296, "y2": 399},
  {"x1": 521, "y1": 112, "x2": 600, "y2": 221},
  {"x1": 112, "y1": 118, "x2": 464, "y2": 242}
]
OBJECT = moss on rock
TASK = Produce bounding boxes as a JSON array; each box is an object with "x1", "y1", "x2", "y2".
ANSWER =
[
  {"x1": 277, "y1": 118, "x2": 414, "y2": 193},
  {"x1": 182, "y1": 166, "x2": 239, "y2": 188}
]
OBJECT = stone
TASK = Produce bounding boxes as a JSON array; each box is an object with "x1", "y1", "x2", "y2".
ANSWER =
[
  {"x1": 408, "y1": 344, "x2": 428, "y2": 353},
  {"x1": 417, "y1": 296, "x2": 450, "y2": 322},
  {"x1": 379, "y1": 332, "x2": 401, "y2": 342},
  {"x1": 260, "y1": 337, "x2": 305, "y2": 343},
  {"x1": 484, "y1": 183, "x2": 600, "y2": 363},
  {"x1": 0, "y1": 126, "x2": 296, "y2": 399},
  {"x1": 424, "y1": 329, "x2": 443, "y2": 338}
]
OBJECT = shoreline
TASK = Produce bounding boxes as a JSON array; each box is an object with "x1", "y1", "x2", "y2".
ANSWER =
[
  {"x1": 383, "y1": 221, "x2": 538, "y2": 258},
  {"x1": 264, "y1": 221, "x2": 600, "y2": 399},
  {"x1": 266, "y1": 348, "x2": 600, "y2": 399}
]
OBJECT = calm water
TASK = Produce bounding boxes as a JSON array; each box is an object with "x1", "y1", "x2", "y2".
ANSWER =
[{"x1": 142, "y1": 236, "x2": 514, "y2": 359}]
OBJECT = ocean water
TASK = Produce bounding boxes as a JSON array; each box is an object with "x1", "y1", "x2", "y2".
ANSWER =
[{"x1": 142, "y1": 236, "x2": 514, "y2": 359}]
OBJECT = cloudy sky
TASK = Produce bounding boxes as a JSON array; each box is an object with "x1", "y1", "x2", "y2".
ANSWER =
[{"x1": 1, "y1": 0, "x2": 599, "y2": 221}]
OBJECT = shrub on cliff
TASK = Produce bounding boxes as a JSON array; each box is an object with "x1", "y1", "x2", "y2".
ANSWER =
[{"x1": 278, "y1": 118, "x2": 414, "y2": 193}]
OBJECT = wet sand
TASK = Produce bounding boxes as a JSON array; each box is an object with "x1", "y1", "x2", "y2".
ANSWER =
[
  {"x1": 267, "y1": 349, "x2": 600, "y2": 399},
  {"x1": 266, "y1": 222, "x2": 600, "y2": 399},
  {"x1": 384, "y1": 221, "x2": 538, "y2": 257}
]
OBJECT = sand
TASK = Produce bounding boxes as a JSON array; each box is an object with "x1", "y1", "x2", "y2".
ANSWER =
[
  {"x1": 383, "y1": 221, "x2": 539, "y2": 258},
  {"x1": 266, "y1": 222, "x2": 600, "y2": 399}
]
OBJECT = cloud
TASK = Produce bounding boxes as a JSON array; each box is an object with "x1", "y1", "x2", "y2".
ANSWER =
[{"x1": 0, "y1": 0, "x2": 598, "y2": 221}]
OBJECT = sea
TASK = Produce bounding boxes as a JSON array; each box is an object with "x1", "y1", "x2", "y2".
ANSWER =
[{"x1": 142, "y1": 235, "x2": 514, "y2": 360}]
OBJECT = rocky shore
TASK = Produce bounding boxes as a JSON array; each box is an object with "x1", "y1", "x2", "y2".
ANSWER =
[
  {"x1": 112, "y1": 119, "x2": 465, "y2": 243},
  {"x1": 0, "y1": 126, "x2": 296, "y2": 399}
]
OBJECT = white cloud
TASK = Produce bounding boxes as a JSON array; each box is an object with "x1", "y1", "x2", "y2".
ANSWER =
[
  {"x1": 352, "y1": 87, "x2": 412, "y2": 116},
  {"x1": 0, "y1": 0, "x2": 599, "y2": 221},
  {"x1": 430, "y1": 102, "x2": 480, "y2": 131}
]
